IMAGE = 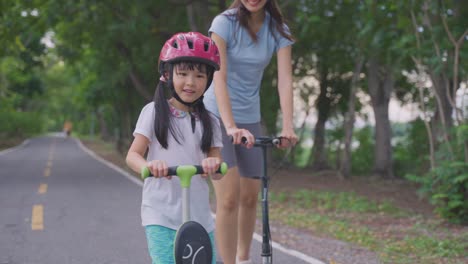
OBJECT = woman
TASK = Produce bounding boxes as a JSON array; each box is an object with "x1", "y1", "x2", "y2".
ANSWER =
[{"x1": 203, "y1": 1, "x2": 298, "y2": 263}]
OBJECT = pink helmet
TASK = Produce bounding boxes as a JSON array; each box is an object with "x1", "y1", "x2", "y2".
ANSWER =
[{"x1": 159, "y1": 32, "x2": 220, "y2": 73}]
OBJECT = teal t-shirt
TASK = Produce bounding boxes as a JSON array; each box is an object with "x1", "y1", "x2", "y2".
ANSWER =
[{"x1": 203, "y1": 9, "x2": 294, "y2": 124}]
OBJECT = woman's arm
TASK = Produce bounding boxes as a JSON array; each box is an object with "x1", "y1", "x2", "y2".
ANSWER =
[
  {"x1": 276, "y1": 45, "x2": 298, "y2": 147},
  {"x1": 211, "y1": 33, "x2": 254, "y2": 147}
]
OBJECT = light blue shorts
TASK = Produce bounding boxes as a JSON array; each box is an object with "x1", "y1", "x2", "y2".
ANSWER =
[{"x1": 145, "y1": 225, "x2": 216, "y2": 264}]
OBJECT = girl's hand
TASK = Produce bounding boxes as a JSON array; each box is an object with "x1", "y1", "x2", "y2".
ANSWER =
[
  {"x1": 201, "y1": 157, "x2": 222, "y2": 180},
  {"x1": 279, "y1": 128, "x2": 298, "y2": 149},
  {"x1": 226, "y1": 127, "x2": 254, "y2": 148},
  {"x1": 146, "y1": 160, "x2": 171, "y2": 179}
]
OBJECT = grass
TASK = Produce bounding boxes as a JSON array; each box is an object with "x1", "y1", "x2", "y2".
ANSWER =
[{"x1": 267, "y1": 189, "x2": 468, "y2": 264}]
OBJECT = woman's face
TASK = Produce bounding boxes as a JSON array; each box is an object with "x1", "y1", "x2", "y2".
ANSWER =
[
  {"x1": 240, "y1": 0, "x2": 268, "y2": 14},
  {"x1": 171, "y1": 63, "x2": 208, "y2": 107}
]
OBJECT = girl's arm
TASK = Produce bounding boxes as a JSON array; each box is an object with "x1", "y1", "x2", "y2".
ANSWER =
[
  {"x1": 211, "y1": 33, "x2": 254, "y2": 147},
  {"x1": 126, "y1": 134, "x2": 169, "y2": 177},
  {"x1": 126, "y1": 134, "x2": 149, "y2": 173},
  {"x1": 202, "y1": 147, "x2": 223, "y2": 180},
  {"x1": 276, "y1": 45, "x2": 298, "y2": 147}
]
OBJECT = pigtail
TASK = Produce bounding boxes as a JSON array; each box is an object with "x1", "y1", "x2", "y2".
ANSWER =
[
  {"x1": 194, "y1": 102, "x2": 214, "y2": 154},
  {"x1": 154, "y1": 65, "x2": 182, "y2": 149},
  {"x1": 153, "y1": 82, "x2": 170, "y2": 149}
]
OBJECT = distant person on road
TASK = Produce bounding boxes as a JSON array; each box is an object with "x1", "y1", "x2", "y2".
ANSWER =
[
  {"x1": 63, "y1": 120, "x2": 72, "y2": 137},
  {"x1": 126, "y1": 32, "x2": 223, "y2": 264},
  {"x1": 203, "y1": 0, "x2": 298, "y2": 263}
]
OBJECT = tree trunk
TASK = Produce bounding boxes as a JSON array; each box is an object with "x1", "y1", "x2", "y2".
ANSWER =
[
  {"x1": 128, "y1": 69, "x2": 153, "y2": 101},
  {"x1": 186, "y1": 0, "x2": 213, "y2": 32},
  {"x1": 96, "y1": 108, "x2": 110, "y2": 141},
  {"x1": 311, "y1": 113, "x2": 329, "y2": 170},
  {"x1": 367, "y1": 58, "x2": 394, "y2": 179},
  {"x1": 430, "y1": 74, "x2": 453, "y2": 142},
  {"x1": 310, "y1": 69, "x2": 331, "y2": 170},
  {"x1": 339, "y1": 57, "x2": 364, "y2": 179}
]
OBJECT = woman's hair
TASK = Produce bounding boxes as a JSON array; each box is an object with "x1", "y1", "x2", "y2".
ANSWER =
[
  {"x1": 153, "y1": 61, "x2": 215, "y2": 154},
  {"x1": 227, "y1": 0, "x2": 294, "y2": 42}
]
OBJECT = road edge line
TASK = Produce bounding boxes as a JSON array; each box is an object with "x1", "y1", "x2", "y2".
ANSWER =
[
  {"x1": 76, "y1": 138, "x2": 143, "y2": 187},
  {"x1": 0, "y1": 139, "x2": 30, "y2": 156}
]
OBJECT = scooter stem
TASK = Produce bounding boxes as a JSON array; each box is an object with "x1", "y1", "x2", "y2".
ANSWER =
[
  {"x1": 182, "y1": 187, "x2": 190, "y2": 222},
  {"x1": 176, "y1": 166, "x2": 197, "y2": 222}
]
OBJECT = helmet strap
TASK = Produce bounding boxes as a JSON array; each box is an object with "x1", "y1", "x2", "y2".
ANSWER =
[{"x1": 170, "y1": 86, "x2": 203, "y2": 133}]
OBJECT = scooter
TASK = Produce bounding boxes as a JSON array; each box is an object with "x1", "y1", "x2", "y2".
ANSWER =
[
  {"x1": 141, "y1": 162, "x2": 228, "y2": 264},
  {"x1": 249, "y1": 137, "x2": 282, "y2": 264},
  {"x1": 240, "y1": 136, "x2": 284, "y2": 264}
]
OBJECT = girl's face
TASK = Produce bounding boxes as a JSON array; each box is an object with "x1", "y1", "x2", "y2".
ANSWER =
[
  {"x1": 171, "y1": 63, "x2": 208, "y2": 109},
  {"x1": 240, "y1": 0, "x2": 268, "y2": 13}
]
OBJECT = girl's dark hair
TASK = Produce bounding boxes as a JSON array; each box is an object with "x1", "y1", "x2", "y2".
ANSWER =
[
  {"x1": 153, "y1": 62, "x2": 215, "y2": 154},
  {"x1": 227, "y1": 0, "x2": 294, "y2": 42}
]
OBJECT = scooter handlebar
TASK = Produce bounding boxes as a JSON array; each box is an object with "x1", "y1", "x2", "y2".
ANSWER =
[
  {"x1": 239, "y1": 136, "x2": 282, "y2": 147},
  {"x1": 141, "y1": 162, "x2": 228, "y2": 181}
]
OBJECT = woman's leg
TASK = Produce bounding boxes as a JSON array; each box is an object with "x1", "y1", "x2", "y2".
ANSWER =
[
  {"x1": 234, "y1": 122, "x2": 263, "y2": 262},
  {"x1": 212, "y1": 167, "x2": 240, "y2": 264},
  {"x1": 237, "y1": 177, "x2": 260, "y2": 262}
]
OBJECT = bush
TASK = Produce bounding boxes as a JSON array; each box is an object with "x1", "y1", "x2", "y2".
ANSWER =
[
  {"x1": 351, "y1": 126, "x2": 374, "y2": 175},
  {"x1": 0, "y1": 109, "x2": 45, "y2": 138},
  {"x1": 393, "y1": 119, "x2": 430, "y2": 177},
  {"x1": 406, "y1": 125, "x2": 468, "y2": 224}
]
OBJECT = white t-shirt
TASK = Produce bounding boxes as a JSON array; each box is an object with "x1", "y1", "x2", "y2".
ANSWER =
[{"x1": 133, "y1": 102, "x2": 223, "y2": 232}]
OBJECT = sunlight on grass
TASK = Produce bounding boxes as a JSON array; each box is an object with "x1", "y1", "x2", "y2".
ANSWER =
[
  {"x1": 381, "y1": 235, "x2": 468, "y2": 264},
  {"x1": 268, "y1": 189, "x2": 467, "y2": 264},
  {"x1": 271, "y1": 189, "x2": 404, "y2": 215}
]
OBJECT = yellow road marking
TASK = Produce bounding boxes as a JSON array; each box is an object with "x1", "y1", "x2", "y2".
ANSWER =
[
  {"x1": 38, "y1": 184, "x2": 48, "y2": 194},
  {"x1": 31, "y1": 205, "x2": 44, "y2": 230},
  {"x1": 44, "y1": 167, "x2": 51, "y2": 177}
]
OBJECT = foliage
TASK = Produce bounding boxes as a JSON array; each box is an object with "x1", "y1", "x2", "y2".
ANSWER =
[
  {"x1": 260, "y1": 57, "x2": 280, "y2": 135},
  {"x1": 406, "y1": 125, "x2": 468, "y2": 224}
]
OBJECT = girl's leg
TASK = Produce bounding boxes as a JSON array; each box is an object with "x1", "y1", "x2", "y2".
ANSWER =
[
  {"x1": 208, "y1": 231, "x2": 217, "y2": 264},
  {"x1": 145, "y1": 225, "x2": 176, "y2": 264},
  {"x1": 237, "y1": 177, "x2": 261, "y2": 262},
  {"x1": 212, "y1": 167, "x2": 241, "y2": 264}
]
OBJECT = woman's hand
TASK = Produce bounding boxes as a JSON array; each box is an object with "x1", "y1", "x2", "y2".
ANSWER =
[
  {"x1": 201, "y1": 157, "x2": 222, "y2": 180},
  {"x1": 146, "y1": 160, "x2": 171, "y2": 179},
  {"x1": 279, "y1": 128, "x2": 298, "y2": 148},
  {"x1": 226, "y1": 127, "x2": 254, "y2": 148}
]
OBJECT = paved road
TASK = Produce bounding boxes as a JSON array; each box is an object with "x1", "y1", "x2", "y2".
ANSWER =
[{"x1": 0, "y1": 135, "x2": 322, "y2": 264}]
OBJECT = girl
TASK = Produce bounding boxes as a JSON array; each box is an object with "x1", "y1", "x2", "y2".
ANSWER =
[
  {"x1": 203, "y1": 1, "x2": 298, "y2": 263},
  {"x1": 126, "y1": 32, "x2": 222, "y2": 264}
]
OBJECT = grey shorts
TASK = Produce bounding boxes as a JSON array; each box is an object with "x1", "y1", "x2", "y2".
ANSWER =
[{"x1": 220, "y1": 121, "x2": 263, "y2": 179}]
